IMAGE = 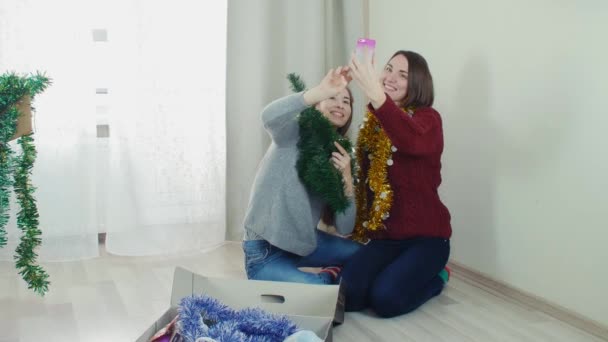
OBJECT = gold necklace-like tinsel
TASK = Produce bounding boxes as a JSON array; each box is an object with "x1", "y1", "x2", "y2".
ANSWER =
[{"x1": 352, "y1": 108, "x2": 412, "y2": 242}]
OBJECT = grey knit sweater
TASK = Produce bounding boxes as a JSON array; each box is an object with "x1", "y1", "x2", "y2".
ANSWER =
[{"x1": 242, "y1": 92, "x2": 355, "y2": 256}]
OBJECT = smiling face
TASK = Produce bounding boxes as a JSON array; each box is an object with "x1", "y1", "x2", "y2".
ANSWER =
[
  {"x1": 380, "y1": 54, "x2": 409, "y2": 106},
  {"x1": 315, "y1": 88, "x2": 352, "y2": 129}
]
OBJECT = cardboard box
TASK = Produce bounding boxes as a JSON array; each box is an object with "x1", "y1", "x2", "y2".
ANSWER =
[
  {"x1": 137, "y1": 267, "x2": 342, "y2": 342},
  {"x1": 0, "y1": 95, "x2": 33, "y2": 142}
]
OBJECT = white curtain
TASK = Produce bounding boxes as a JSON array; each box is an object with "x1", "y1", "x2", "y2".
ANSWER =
[
  {"x1": 0, "y1": 0, "x2": 226, "y2": 260},
  {"x1": 225, "y1": 0, "x2": 366, "y2": 240}
]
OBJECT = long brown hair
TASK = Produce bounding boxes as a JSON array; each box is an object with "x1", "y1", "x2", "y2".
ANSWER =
[{"x1": 321, "y1": 86, "x2": 354, "y2": 227}]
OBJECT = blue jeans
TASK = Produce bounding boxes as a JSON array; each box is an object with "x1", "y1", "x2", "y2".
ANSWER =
[
  {"x1": 341, "y1": 237, "x2": 450, "y2": 318},
  {"x1": 243, "y1": 230, "x2": 362, "y2": 285}
]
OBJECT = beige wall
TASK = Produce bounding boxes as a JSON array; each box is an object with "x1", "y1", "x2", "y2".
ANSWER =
[{"x1": 370, "y1": 0, "x2": 608, "y2": 326}]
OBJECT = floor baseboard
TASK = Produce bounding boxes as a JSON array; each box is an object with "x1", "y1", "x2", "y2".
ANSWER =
[{"x1": 448, "y1": 261, "x2": 608, "y2": 341}]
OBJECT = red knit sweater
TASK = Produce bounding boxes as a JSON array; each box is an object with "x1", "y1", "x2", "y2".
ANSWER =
[{"x1": 362, "y1": 98, "x2": 452, "y2": 240}]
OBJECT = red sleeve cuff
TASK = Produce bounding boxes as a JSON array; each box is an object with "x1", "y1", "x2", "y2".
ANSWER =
[{"x1": 367, "y1": 94, "x2": 404, "y2": 120}]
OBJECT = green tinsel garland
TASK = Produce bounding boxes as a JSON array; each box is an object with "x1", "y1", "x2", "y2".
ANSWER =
[
  {"x1": 0, "y1": 71, "x2": 50, "y2": 295},
  {"x1": 287, "y1": 73, "x2": 354, "y2": 213},
  {"x1": 0, "y1": 108, "x2": 18, "y2": 246}
]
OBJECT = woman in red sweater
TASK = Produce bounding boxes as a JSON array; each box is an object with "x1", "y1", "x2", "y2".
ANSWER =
[{"x1": 342, "y1": 50, "x2": 452, "y2": 317}]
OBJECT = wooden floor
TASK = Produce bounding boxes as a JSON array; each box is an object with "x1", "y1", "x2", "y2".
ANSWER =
[{"x1": 0, "y1": 242, "x2": 604, "y2": 342}]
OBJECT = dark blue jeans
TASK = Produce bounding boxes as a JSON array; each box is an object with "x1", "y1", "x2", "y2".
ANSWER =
[
  {"x1": 341, "y1": 237, "x2": 450, "y2": 318},
  {"x1": 243, "y1": 230, "x2": 362, "y2": 284}
]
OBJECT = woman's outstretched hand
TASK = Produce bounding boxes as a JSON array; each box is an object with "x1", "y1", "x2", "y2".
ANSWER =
[
  {"x1": 348, "y1": 52, "x2": 386, "y2": 109},
  {"x1": 303, "y1": 66, "x2": 351, "y2": 105}
]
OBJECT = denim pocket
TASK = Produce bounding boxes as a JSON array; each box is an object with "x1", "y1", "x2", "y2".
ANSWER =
[{"x1": 243, "y1": 240, "x2": 270, "y2": 277}]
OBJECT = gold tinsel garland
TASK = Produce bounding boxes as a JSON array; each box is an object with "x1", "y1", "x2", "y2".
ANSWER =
[{"x1": 352, "y1": 108, "x2": 412, "y2": 242}]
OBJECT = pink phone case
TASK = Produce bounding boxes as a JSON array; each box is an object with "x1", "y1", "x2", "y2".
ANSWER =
[{"x1": 356, "y1": 38, "x2": 376, "y2": 60}]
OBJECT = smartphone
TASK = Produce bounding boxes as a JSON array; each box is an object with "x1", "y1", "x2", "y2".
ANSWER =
[{"x1": 356, "y1": 38, "x2": 376, "y2": 61}]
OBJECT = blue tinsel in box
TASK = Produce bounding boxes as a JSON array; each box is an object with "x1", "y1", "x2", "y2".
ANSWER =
[{"x1": 177, "y1": 294, "x2": 299, "y2": 342}]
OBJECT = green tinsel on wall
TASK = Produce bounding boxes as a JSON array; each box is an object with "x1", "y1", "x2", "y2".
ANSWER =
[
  {"x1": 287, "y1": 73, "x2": 354, "y2": 214},
  {"x1": 0, "y1": 71, "x2": 51, "y2": 295}
]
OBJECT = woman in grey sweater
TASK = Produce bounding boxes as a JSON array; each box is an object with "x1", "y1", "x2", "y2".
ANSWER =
[{"x1": 242, "y1": 67, "x2": 361, "y2": 284}]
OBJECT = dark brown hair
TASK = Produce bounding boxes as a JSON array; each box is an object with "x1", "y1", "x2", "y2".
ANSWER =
[
  {"x1": 390, "y1": 50, "x2": 434, "y2": 108},
  {"x1": 321, "y1": 86, "x2": 353, "y2": 227}
]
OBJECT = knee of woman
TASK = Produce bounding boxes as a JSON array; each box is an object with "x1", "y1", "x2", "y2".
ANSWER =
[
  {"x1": 370, "y1": 293, "x2": 396, "y2": 318},
  {"x1": 370, "y1": 287, "x2": 411, "y2": 318}
]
